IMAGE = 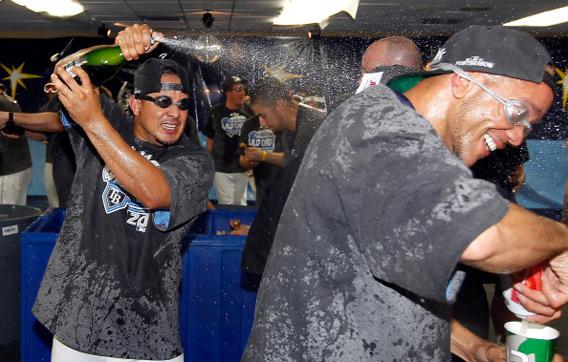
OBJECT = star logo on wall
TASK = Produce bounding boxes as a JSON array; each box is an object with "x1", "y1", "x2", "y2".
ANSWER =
[
  {"x1": 1, "y1": 62, "x2": 43, "y2": 99},
  {"x1": 262, "y1": 65, "x2": 303, "y2": 83},
  {"x1": 555, "y1": 67, "x2": 568, "y2": 111}
]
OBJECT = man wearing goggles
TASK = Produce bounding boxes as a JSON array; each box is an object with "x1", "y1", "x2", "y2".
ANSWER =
[
  {"x1": 33, "y1": 37, "x2": 213, "y2": 362},
  {"x1": 245, "y1": 25, "x2": 568, "y2": 361}
]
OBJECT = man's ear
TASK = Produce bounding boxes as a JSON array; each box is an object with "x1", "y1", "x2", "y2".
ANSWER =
[
  {"x1": 450, "y1": 72, "x2": 474, "y2": 99},
  {"x1": 129, "y1": 95, "x2": 141, "y2": 116}
]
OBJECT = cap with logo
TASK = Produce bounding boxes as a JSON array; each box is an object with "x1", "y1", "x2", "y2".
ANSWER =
[
  {"x1": 222, "y1": 75, "x2": 247, "y2": 92},
  {"x1": 389, "y1": 25, "x2": 557, "y2": 91},
  {"x1": 134, "y1": 58, "x2": 189, "y2": 95}
]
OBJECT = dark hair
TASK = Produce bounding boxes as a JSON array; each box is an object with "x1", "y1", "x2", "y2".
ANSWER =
[
  {"x1": 162, "y1": 66, "x2": 181, "y2": 78},
  {"x1": 249, "y1": 77, "x2": 292, "y2": 106}
]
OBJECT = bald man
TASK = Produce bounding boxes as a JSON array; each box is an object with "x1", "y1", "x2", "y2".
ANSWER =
[
  {"x1": 328, "y1": 36, "x2": 423, "y2": 111},
  {"x1": 361, "y1": 36, "x2": 422, "y2": 73}
]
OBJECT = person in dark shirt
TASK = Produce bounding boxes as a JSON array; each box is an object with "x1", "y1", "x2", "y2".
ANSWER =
[
  {"x1": 0, "y1": 83, "x2": 32, "y2": 205},
  {"x1": 32, "y1": 24, "x2": 213, "y2": 361},
  {"x1": 202, "y1": 75, "x2": 252, "y2": 205},
  {"x1": 240, "y1": 77, "x2": 326, "y2": 276},
  {"x1": 243, "y1": 26, "x2": 568, "y2": 361},
  {"x1": 238, "y1": 115, "x2": 282, "y2": 205}
]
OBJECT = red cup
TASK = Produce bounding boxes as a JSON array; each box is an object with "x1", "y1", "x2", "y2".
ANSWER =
[{"x1": 502, "y1": 264, "x2": 543, "y2": 318}]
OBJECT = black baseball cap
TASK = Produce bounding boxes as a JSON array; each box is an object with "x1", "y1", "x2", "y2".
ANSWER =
[
  {"x1": 134, "y1": 58, "x2": 189, "y2": 95},
  {"x1": 390, "y1": 25, "x2": 557, "y2": 91},
  {"x1": 222, "y1": 75, "x2": 246, "y2": 92}
]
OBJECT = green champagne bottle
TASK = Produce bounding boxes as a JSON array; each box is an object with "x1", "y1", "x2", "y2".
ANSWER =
[{"x1": 59, "y1": 44, "x2": 125, "y2": 86}]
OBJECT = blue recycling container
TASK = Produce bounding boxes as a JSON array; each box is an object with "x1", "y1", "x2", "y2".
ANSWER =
[{"x1": 20, "y1": 207, "x2": 257, "y2": 362}]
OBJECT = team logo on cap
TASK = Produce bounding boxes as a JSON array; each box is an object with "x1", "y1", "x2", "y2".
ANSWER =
[
  {"x1": 456, "y1": 56, "x2": 494, "y2": 69},
  {"x1": 431, "y1": 48, "x2": 446, "y2": 66}
]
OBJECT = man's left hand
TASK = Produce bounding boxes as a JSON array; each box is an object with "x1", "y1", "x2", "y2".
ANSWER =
[{"x1": 51, "y1": 65, "x2": 104, "y2": 129}]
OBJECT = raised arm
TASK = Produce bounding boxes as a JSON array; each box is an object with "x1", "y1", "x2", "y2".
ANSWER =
[{"x1": 51, "y1": 65, "x2": 171, "y2": 209}]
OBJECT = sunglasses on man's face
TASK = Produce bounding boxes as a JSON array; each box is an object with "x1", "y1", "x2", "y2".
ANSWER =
[{"x1": 135, "y1": 94, "x2": 190, "y2": 111}]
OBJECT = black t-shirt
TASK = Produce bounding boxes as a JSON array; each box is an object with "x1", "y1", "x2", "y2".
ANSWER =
[
  {"x1": 0, "y1": 94, "x2": 31, "y2": 175},
  {"x1": 243, "y1": 85, "x2": 509, "y2": 361},
  {"x1": 241, "y1": 157, "x2": 300, "y2": 275},
  {"x1": 33, "y1": 95, "x2": 214, "y2": 360},
  {"x1": 241, "y1": 104, "x2": 326, "y2": 274},
  {"x1": 281, "y1": 104, "x2": 326, "y2": 164},
  {"x1": 238, "y1": 116, "x2": 282, "y2": 204},
  {"x1": 202, "y1": 103, "x2": 253, "y2": 173}
]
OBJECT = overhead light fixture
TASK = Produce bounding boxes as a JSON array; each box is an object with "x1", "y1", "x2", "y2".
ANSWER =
[
  {"x1": 192, "y1": 11, "x2": 223, "y2": 63},
  {"x1": 273, "y1": 0, "x2": 359, "y2": 29},
  {"x1": 11, "y1": 0, "x2": 84, "y2": 17},
  {"x1": 504, "y1": 5, "x2": 568, "y2": 27}
]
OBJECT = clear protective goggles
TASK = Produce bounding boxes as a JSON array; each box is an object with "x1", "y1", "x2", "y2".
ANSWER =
[{"x1": 430, "y1": 63, "x2": 532, "y2": 134}]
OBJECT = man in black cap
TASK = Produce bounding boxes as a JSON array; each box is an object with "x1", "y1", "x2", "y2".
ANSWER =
[
  {"x1": 32, "y1": 40, "x2": 213, "y2": 360},
  {"x1": 244, "y1": 25, "x2": 568, "y2": 361},
  {"x1": 202, "y1": 75, "x2": 254, "y2": 205}
]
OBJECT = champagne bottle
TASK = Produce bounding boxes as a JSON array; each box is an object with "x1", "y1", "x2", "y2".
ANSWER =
[
  {"x1": 52, "y1": 33, "x2": 158, "y2": 88},
  {"x1": 59, "y1": 44, "x2": 125, "y2": 86}
]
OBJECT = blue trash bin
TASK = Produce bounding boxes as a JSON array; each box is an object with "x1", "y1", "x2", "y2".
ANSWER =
[
  {"x1": 0, "y1": 204, "x2": 41, "y2": 361},
  {"x1": 21, "y1": 207, "x2": 257, "y2": 362}
]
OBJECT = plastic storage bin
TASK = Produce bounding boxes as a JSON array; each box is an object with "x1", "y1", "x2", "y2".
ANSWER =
[
  {"x1": 0, "y1": 205, "x2": 41, "y2": 361},
  {"x1": 21, "y1": 207, "x2": 257, "y2": 362}
]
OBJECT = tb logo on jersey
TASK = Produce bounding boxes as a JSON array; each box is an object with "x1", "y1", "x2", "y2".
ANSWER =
[
  {"x1": 100, "y1": 148, "x2": 160, "y2": 233},
  {"x1": 221, "y1": 112, "x2": 247, "y2": 137}
]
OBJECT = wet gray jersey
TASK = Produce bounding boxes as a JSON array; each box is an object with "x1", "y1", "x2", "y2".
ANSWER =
[{"x1": 243, "y1": 84, "x2": 508, "y2": 361}]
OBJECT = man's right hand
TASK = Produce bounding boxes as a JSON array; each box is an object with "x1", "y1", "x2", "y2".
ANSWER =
[
  {"x1": 542, "y1": 251, "x2": 568, "y2": 309},
  {"x1": 115, "y1": 23, "x2": 162, "y2": 61},
  {"x1": 244, "y1": 147, "x2": 264, "y2": 162}
]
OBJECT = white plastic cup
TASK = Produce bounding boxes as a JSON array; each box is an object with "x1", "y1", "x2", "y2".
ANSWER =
[{"x1": 501, "y1": 264, "x2": 543, "y2": 318}]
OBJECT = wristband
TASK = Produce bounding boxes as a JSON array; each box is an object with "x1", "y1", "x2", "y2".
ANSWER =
[
  {"x1": 8, "y1": 112, "x2": 13, "y2": 122},
  {"x1": 261, "y1": 151, "x2": 267, "y2": 161}
]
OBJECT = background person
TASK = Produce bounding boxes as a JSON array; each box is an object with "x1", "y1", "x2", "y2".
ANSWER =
[
  {"x1": 203, "y1": 75, "x2": 252, "y2": 205},
  {"x1": 238, "y1": 114, "x2": 282, "y2": 206},
  {"x1": 240, "y1": 78, "x2": 326, "y2": 276},
  {"x1": 0, "y1": 82, "x2": 32, "y2": 205}
]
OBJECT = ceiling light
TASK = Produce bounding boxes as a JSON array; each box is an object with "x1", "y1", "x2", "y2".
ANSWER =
[
  {"x1": 504, "y1": 5, "x2": 568, "y2": 27},
  {"x1": 273, "y1": 0, "x2": 359, "y2": 29},
  {"x1": 10, "y1": 0, "x2": 84, "y2": 17}
]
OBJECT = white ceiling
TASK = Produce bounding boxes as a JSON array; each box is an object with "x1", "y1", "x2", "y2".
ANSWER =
[{"x1": 0, "y1": 0, "x2": 568, "y2": 39}]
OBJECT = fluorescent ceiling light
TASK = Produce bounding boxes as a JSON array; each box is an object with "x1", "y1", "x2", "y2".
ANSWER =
[
  {"x1": 273, "y1": 0, "x2": 359, "y2": 29},
  {"x1": 11, "y1": 0, "x2": 84, "y2": 17},
  {"x1": 504, "y1": 5, "x2": 568, "y2": 27}
]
